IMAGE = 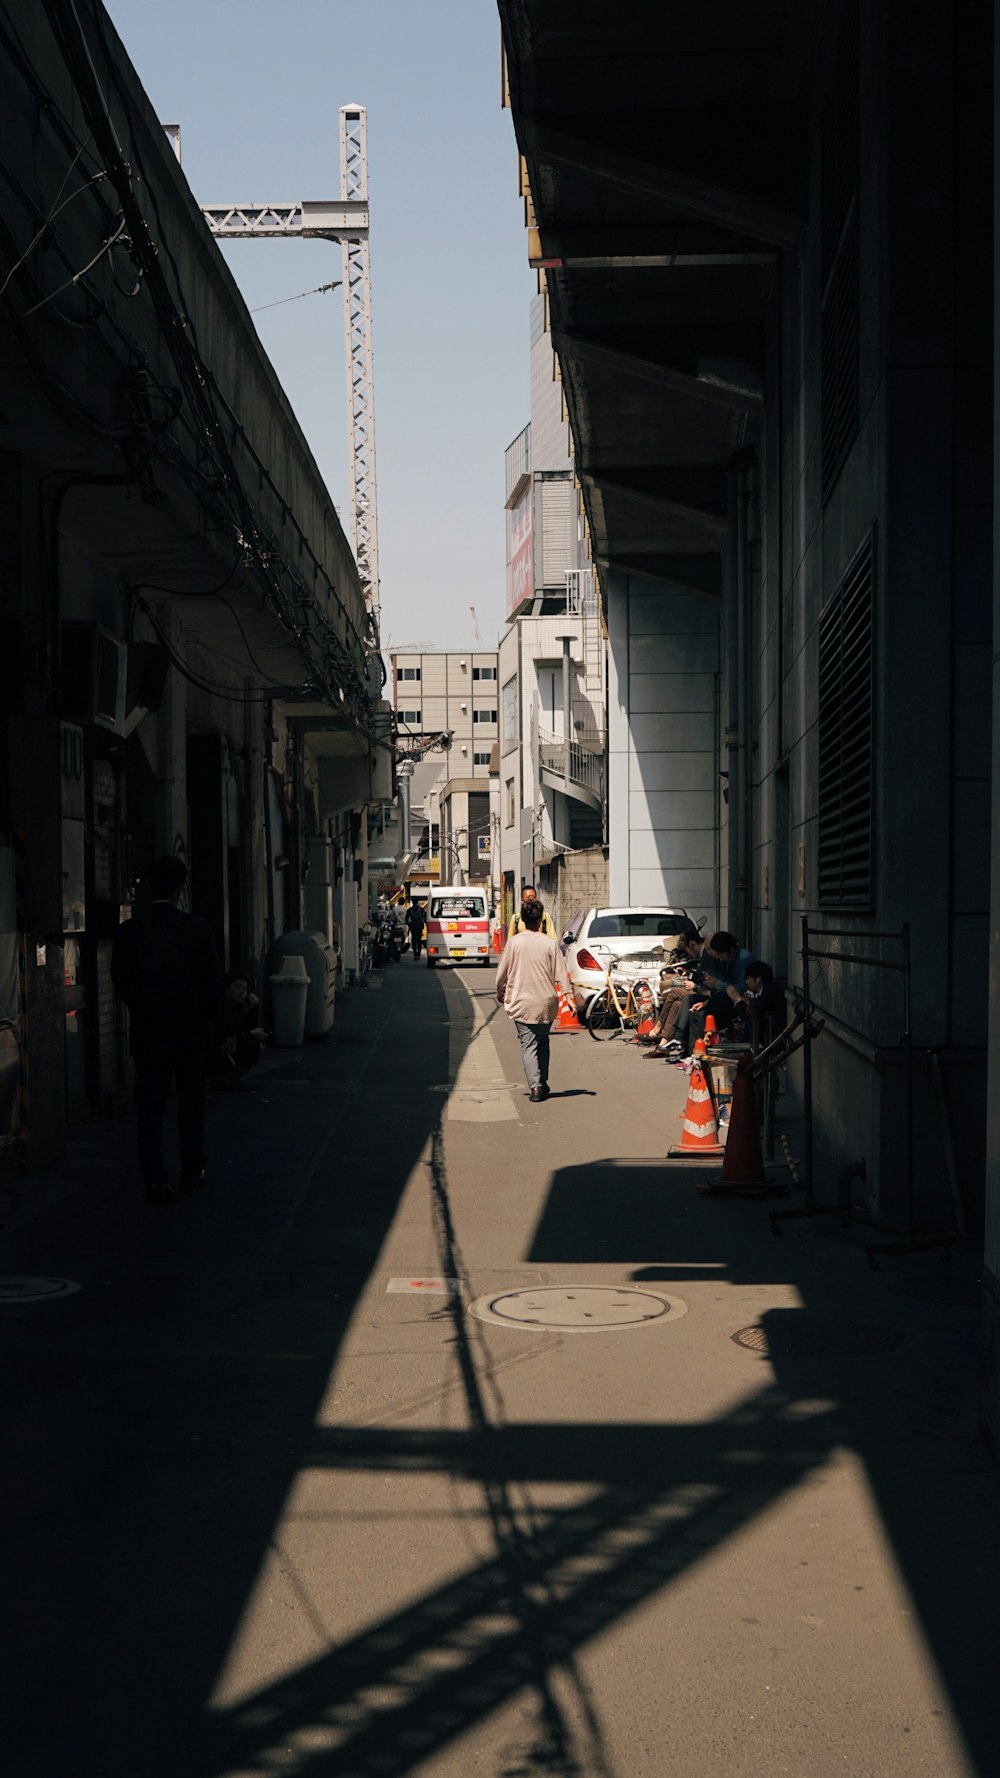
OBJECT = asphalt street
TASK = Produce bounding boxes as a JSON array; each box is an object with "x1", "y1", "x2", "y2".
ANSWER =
[{"x1": 0, "y1": 956, "x2": 996, "y2": 1778}]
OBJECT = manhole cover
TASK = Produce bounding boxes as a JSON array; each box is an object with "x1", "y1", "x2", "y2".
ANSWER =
[
  {"x1": 731, "y1": 1318, "x2": 903, "y2": 1359},
  {"x1": 468, "y1": 1285, "x2": 687, "y2": 1332},
  {"x1": 0, "y1": 1275, "x2": 81, "y2": 1303}
]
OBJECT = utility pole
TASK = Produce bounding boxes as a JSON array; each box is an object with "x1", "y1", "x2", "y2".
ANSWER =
[{"x1": 200, "y1": 105, "x2": 381, "y2": 620}]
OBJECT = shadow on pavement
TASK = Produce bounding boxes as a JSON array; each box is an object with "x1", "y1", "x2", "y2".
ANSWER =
[{"x1": 1, "y1": 1019, "x2": 996, "y2": 1777}]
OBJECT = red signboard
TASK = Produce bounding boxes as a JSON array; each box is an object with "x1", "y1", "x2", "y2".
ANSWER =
[{"x1": 507, "y1": 488, "x2": 533, "y2": 614}]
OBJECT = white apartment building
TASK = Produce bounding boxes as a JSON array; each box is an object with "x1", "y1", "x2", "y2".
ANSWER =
[
  {"x1": 390, "y1": 648, "x2": 499, "y2": 888},
  {"x1": 497, "y1": 292, "x2": 608, "y2": 932}
]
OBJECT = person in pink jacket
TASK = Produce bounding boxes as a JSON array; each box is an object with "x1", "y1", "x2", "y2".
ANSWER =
[{"x1": 495, "y1": 897, "x2": 574, "y2": 1102}]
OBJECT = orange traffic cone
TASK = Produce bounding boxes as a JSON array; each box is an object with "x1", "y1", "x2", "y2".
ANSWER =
[
  {"x1": 720, "y1": 1057, "x2": 768, "y2": 1188},
  {"x1": 667, "y1": 1041, "x2": 725, "y2": 1158},
  {"x1": 704, "y1": 1013, "x2": 719, "y2": 1046},
  {"x1": 552, "y1": 987, "x2": 583, "y2": 1033}
]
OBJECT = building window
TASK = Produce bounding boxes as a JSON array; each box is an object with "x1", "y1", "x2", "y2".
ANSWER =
[
  {"x1": 505, "y1": 779, "x2": 515, "y2": 828},
  {"x1": 396, "y1": 666, "x2": 421, "y2": 681},
  {"x1": 473, "y1": 751, "x2": 491, "y2": 766},
  {"x1": 502, "y1": 676, "x2": 519, "y2": 755},
  {"x1": 818, "y1": 531, "x2": 874, "y2": 908},
  {"x1": 473, "y1": 708, "x2": 496, "y2": 724},
  {"x1": 473, "y1": 666, "x2": 496, "y2": 681},
  {"x1": 397, "y1": 709, "x2": 422, "y2": 725},
  {"x1": 820, "y1": 1, "x2": 860, "y2": 502}
]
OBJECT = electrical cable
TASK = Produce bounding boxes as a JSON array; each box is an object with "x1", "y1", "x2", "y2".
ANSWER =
[
  {"x1": 19, "y1": 210, "x2": 126, "y2": 318},
  {"x1": 11, "y1": 3, "x2": 377, "y2": 728},
  {"x1": 129, "y1": 592, "x2": 282, "y2": 703},
  {"x1": 251, "y1": 278, "x2": 341, "y2": 314},
  {"x1": 0, "y1": 159, "x2": 106, "y2": 296}
]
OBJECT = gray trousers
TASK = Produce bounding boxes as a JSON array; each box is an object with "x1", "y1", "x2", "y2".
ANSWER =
[{"x1": 515, "y1": 1020, "x2": 551, "y2": 1091}]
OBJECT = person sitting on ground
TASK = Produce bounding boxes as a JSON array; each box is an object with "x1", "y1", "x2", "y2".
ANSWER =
[
  {"x1": 211, "y1": 970, "x2": 267, "y2": 1090},
  {"x1": 508, "y1": 885, "x2": 556, "y2": 940},
  {"x1": 738, "y1": 961, "x2": 785, "y2": 1041},
  {"x1": 642, "y1": 930, "x2": 707, "y2": 1060},
  {"x1": 688, "y1": 929, "x2": 754, "y2": 1047}
]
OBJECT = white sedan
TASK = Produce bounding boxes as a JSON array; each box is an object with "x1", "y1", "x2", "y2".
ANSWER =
[{"x1": 559, "y1": 905, "x2": 701, "y2": 1002}]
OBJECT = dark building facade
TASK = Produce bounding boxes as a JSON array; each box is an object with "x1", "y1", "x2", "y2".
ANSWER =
[
  {"x1": 499, "y1": 0, "x2": 997, "y2": 1439},
  {"x1": 0, "y1": 2, "x2": 388, "y2": 1173}
]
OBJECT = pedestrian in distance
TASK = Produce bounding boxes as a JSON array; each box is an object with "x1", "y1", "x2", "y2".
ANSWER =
[
  {"x1": 111, "y1": 855, "x2": 229, "y2": 1204},
  {"x1": 495, "y1": 896, "x2": 575, "y2": 1102},
  {"x1": 508, "y1": 884, "x2": 557, "y2": 940},
  {"x1": 404, "y1": 899, "x2": 427, "y2": 959}
]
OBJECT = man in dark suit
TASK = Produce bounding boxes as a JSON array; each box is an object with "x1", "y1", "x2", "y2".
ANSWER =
[{"x1": 111, "y1": 855, "x2": 228, "y2": 1204}]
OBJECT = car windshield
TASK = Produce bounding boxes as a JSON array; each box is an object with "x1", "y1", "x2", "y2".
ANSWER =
[
  {"x1": 432, "y1": 896, "x2": 486, "y2": 919},
  {"x1": 589, "y1": 913, "x2": 690, "y2": 938}
]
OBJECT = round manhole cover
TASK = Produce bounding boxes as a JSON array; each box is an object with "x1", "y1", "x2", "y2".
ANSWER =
[
  {"x1": 0, "y1": 1275, "x2": 81, "y2": 1303},
  {"x1": 731, "y1": 1318, "x2": 903, "y2": 1359},
  {"x1": 468, "y1": 1285, "x2": 687, "y2": 1332}
]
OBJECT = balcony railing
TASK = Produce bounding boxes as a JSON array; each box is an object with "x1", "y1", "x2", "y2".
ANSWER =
[{"x1": 538, "y1": 728, "x2": 604, "y2": 799}]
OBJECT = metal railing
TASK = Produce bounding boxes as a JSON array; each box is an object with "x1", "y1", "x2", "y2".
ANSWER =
[
  {"x1": 538, "y1": 728, "x2": 604, "y2": 798},
  {"x1": 566, "y1": 567, "x2": 597, "y2": 614}
]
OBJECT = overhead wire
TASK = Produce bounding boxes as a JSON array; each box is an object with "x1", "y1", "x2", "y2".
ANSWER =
[
  {"x1": 19, "y1": 210, "x2": 126, "y2": 317},
  {"x1": 0, "y1": 156, "x2": 106, "y2": 296},
  {"x1": 10, "y1": 1, "x2": 378, "y2": 725}
]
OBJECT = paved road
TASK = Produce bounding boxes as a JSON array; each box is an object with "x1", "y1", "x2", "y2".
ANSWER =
[{"x1": 1, "y1": 957, "x2": 996, "y2": 1777}]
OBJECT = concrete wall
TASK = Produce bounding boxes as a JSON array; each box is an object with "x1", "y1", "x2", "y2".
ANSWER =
[
  {"x1": 746, "y1": 0, "x2": 992, "y2": 1226},
  {"x1": 607, "y1": 574, "x2": 720, "y2": 923},
  {"x1": 984, "y1": 0, "x2": 1000, "y2": 1456}
]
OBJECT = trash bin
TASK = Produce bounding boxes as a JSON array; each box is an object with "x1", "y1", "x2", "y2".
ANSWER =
[
  {"x1": 270, "y1": 931, "x2": 336, "y2": 1035},
  {"x1": 268, "y1": 954, "x2": 309, "y2": 1048}
]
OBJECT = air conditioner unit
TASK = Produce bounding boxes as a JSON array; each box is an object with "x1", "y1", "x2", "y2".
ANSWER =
[{"x1": 61, "y1": 623, "x2": 127, "y2": 735}]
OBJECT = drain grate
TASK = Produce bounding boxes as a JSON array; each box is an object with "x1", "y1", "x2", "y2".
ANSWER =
[
  {"x1": 468, "y1": 1285, "x2": 687, "y2": 1333},
  {"x1": 731, "y1": 1318, "x2": 904, "y2": 1359},
  {"x1": 0, "y1": 1275, "x2": 81, "y2": 1303}
]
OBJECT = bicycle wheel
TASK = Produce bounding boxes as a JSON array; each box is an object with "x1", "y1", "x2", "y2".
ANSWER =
[{"x1": 586, "y1": 988, "x2": 621, "y2": 1040}]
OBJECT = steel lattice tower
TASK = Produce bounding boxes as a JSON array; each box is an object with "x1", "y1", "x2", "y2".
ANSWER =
[
  {"x1": 201, "y1": 103, "x2": 381, "y2": 621},
  {"x1": 338, "y1": 107, "x2": 379, "y2": 622}
]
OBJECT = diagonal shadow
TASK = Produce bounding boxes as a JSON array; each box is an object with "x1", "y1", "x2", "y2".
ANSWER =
[{"x1": 198, "y1": 1390, "x2": 838, "y2": 1777}]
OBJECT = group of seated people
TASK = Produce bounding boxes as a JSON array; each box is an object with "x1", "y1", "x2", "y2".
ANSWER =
[{"x1": 640, "y1": 929, "x2": 784, "y2": 1063}]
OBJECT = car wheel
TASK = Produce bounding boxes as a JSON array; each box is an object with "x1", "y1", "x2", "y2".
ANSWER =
[{"x1": 427, "y1": 957, "x2": 437, "y2": 968}]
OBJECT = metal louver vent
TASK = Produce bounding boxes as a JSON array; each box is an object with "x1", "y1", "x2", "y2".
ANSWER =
[
  {"x1": 818, "y1": 533, "x2": 874, "y2": 908},
  {"x1": 820, "y1": 1, "x2": 860, "y2": 502}
]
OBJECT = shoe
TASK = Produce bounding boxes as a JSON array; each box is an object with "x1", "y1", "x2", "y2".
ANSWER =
[
  {"x1": 178, "y1": 1167, "x2": 207, "y2": 1193},
  {"x1": 537, "y1": 1083, "x2": 551, "y2": 1101},
  {"x1": 642, "y1": 1046, "x2": 669, "y2": 1060},
  {"x1": 145, "y1": 1179, "x2": 176, "y2": 1206},
  {"x1": 529, "y1": 1086, "x2": 542, "y2": 1102}
]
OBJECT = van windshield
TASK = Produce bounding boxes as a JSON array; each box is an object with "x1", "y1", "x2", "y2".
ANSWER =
[{"x1": 431, "y1": 895, "x2": 486, "y2": 920}]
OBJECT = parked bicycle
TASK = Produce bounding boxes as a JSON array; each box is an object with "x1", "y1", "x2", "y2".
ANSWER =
[{"x1": 584, "y1": 954, "x2": 657, "y2": 1041}]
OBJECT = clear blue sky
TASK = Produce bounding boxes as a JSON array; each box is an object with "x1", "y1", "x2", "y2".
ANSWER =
[{"x1": 106, "y1": 0, "x2": 535, "y2": 650}]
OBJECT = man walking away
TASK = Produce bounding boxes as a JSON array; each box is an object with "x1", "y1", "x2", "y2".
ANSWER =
[
  {"x1": 508, "y1": 884, "x2": 557, "y2": 940},
  {"x1": 405, "y1": 899, "x2": 427, "y2": 959},
  {"x1": 111, "y1": 855, "x2": 229, "y2": 1204},
  {"x1": 496, "y1": 897, "x2": 574, "y2": 1102}
]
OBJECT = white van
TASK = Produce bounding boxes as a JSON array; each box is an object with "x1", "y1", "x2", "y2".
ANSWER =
[{"x1": 425, "y1": 886, "x2": 491, "y2": 968}]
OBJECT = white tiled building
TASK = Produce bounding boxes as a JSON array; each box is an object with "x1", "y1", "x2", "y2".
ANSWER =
[{"x1": 390, "y1": 649, "x2": 499, "y2": 888}]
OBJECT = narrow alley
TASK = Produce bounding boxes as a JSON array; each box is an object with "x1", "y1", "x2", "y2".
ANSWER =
[{"x1": 1, "y1": 956, "x2": 995, "y2": 1778}]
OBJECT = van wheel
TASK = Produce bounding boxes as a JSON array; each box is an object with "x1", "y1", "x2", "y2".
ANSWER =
[{"x1": 427, "y1": 957, "x2": 437, "y2": 968}]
